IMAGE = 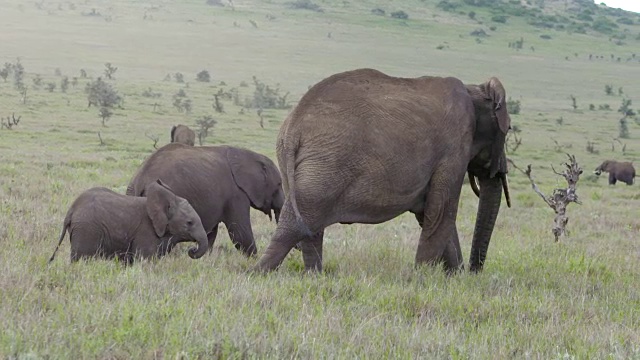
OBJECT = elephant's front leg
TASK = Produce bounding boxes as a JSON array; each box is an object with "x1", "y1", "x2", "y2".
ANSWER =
[
  {"x1": 608, "y1": 173, "x2": 617, "y2": 185},
  {"x1": 223, "y1": 204, "x2": 257, "y2": 256},
  {"x1": 300, "y1": 230, "x2": 324, "y2": 272},
  {"x1": 415, "y1": 170, "x2": 464, "y2": 272}
]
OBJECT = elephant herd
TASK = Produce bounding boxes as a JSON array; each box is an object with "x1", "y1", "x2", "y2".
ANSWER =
[{"x1": 48, "y1": 67, "x2": 635, "y2": 275}]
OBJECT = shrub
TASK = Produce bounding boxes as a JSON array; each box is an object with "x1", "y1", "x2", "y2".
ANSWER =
[
  {"x1": 507, "y1": 98, "x2": 521, "y2": 114},
  {"x1": 616, "y1": 17, "x2": 633, "y2": 25},
  {"x1": 248, "y1": 76, "x2": 290, "y2": 109},
  {"x1": 491, "y1": 15, "x2": 507, "y2": 23},
  {"x1": 60, "y1": 76, "x2": 69, "y2": 93},
  {"x1": 468, "y1": 11, "x2": 476, "y2": 20},
  {"x1": 84, "y1": 77, "x2": 122, "y2": 126},
  {"x1": 287, "y1": 0, "x2": 323, "y2": 12},
  {"x1": 604, "y1": 84, "x2": 613, "y2": 96},
  {"x1": 390, "y1": 11, "x2": 408, "y2": 20},
  {"x1": 592, "y1": 17, "x2": 618, "y2": 34},
  {"x1": 371, "y1": 8, "x2": 385, "y2": 16},
  {"x1": 436, "y1": 0, "x2": 458, "y2": 12},
  {"x1": 141, "y1": 88, "x2": 162, "y2": 98},
  {"x1": 195, "y1": 115, "x2": 217, "y2": 145},
  {"x1": 196, "y1": 70, "x2": 211, "y2": 82}
]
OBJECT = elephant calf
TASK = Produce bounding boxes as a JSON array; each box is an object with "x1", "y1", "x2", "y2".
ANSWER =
[
  {"x1": 49, "y1": 180, "x2": 209, "y2": 263},
  {"x1": 594, "y1": 160, "x2": 636, "y2": 185},
  {"x1": 171, "y1": 124, "x2": 196, "y2": 146}
]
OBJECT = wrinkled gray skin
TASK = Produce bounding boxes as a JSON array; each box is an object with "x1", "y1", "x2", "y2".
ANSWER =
[
  {"x1": 594, "y1": 160, "x2": 636, "y2": 185},
  {"x1": 171, "y1": 124, "x2": 196, "y2": 146},
  {"x1": 127, "y1": 144, "x2": 284, "y2": 256},
  {"x1": 254, "y1": 68, "x2": 512, "y2": 274},
  {"x1": 49, "y1": 180, "x2": 209, "y2": 263}
]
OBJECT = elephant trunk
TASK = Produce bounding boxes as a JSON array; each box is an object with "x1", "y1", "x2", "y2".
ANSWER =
[
  {"x1": 469, "y1": 175, "x2": 504, "y2": 272},
  {"x1": 188, "y1": 227, "x2": 209, "y2": 259}
]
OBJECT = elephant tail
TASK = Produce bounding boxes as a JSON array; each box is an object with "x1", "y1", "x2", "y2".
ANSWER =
[
  {"x1": 48, "y1": 215, "x2": 71, "y2": 264},
  {"x1": 283, "y1": 139, "x2": 312, "y2": 237},
  {"x1": 170, "y1": 125, "x2": 177, "y2": 142}
]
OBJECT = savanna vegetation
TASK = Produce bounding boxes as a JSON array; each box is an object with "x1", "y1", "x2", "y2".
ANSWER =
[{"x1": 1, "y1": 0, "x2": 639, "y2": 358}]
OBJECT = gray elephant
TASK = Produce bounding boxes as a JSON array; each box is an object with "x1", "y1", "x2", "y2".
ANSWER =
[
  {"x1": 127, "y1": 143, "x2": 284, "y2": 256},
  {"x1": 594, "y1": 160, "x2": 636, "y2": 185},
  {"x1": 254, "y1": 68, "x2": 512, "y2": 274},
  {"x1": 49, "y1": 180, "x2": 209, "y2": 263},
  {"x1": 171, "y1": 124, "x2": 196, "y2": 146}
]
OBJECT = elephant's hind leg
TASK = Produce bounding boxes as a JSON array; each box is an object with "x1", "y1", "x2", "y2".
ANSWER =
[
  {"x1": 254, "y1": 200, "x2": 313, "y2": 272},
  {"x1": 69, "y1": 227, "x2": 105, "y2": 262},
  {"x1": 300, "y1": 230, "x2": 324, "y2": 272}
]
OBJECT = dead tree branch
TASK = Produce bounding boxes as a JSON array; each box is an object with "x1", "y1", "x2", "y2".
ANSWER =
[
  {"x1": 1, "y1": 113, "x2": 21, "y2": 130},
  {"x1": 97, "y1": 131, "x2": 105, "y2": 146},
  {"x1": 506, "y1": 131, "x2": 522, "y2": 153},
  {"x1": 509, "y1": 154, "x2": 582, "y2": 242},
  {"x1": 145, "y1": 132, "x2": 160, "y2": 149}
]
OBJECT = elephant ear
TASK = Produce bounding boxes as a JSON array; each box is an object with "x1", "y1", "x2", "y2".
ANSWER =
[
  {"x1": 485, "y1": 77, "x2": 510, "y2": 135},
  {"x1": 482, "y1": 77, "x2": 511, "y2": 178},
  {"x1": 145, "y1": 179, "x2": 176, "y2": 237},
  {"x1": 227, "y1": 147, "x2": 269, "y2": 211}
]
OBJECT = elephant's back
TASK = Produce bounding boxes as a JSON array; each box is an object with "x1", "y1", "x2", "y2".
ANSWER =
[{"x1": 129, "y1": 145, "x2": 230, "y2": 227}]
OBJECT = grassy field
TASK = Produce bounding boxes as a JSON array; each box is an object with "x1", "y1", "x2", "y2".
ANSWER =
[{"x1": 1, "y1": 0, "x2": 640, "y2": 358}]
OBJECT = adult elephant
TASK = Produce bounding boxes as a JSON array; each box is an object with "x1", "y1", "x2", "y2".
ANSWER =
[
  {"x1": 254, "y1": 68, "x2": 512, "y2": 274},
  {"x1": 594, "y1": 160, "x2": 635, "y2": 185},
  {"x1": 127, "y1": 143, "x2": 284, "y2": 256},
  {"x1": 171, "y1": 124, "x2": 196, "y2": 146},
  {"x1": 49, "y1": 180, "x2": 209, "y2": 263}
]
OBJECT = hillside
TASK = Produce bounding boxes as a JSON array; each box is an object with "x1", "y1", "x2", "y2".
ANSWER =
[{"x1": 1, "y1": 0, "x2": 639, "y2": 358}]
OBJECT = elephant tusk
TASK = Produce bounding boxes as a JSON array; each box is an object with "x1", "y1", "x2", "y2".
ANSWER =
[
  {"x1": 469, "y1": 171, "x2": 481, "y2": 198},
  {"x1": 501, "y1": 173, "x2": 511, "y2": 208}
]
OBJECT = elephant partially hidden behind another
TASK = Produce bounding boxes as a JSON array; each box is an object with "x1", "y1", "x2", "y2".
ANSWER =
[
  {"x1": 594, "y1": 160, "x2": 636, "y2": 185},
  {"x1": 127, "y1": 143, "x2": 284, "y2": 256},
  {"x1": 49, "y1": 180, "x2": 209, "y2": 263},
  {"x1": 171, "y1": 124, "x2": 196, "y2": 146},
  {"x1": 254, "y1": 68, "x2": 512, "y2": 274}
]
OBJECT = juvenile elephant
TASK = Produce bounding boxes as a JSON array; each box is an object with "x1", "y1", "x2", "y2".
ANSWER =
[
  {"x1": 254, "y1": 68, "x2": 512, "y2": 274},
  {"x1": 127, "y1": 143, "x2": 284, "y2": 256},
  {"x1": 594, "y1": 160, "x2": 636, "y2": 185},
  {"x1": 49, "y1": 180, "x2": 209, "y2": 263},
  {"x1": 171, "y1": 124, "x2": 196, "y2": 146}
]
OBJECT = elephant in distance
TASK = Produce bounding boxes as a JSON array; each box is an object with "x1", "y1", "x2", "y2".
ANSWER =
[
  {"x1": 594, "y1": 160, "x2": 635, "y2": 185},
  {"x1": 127, "y1": 143, "x2": 284, "y2": 256},
  {"x1": 49, "y1": 180, "x2": 209, "y2": 263},
  {"x1": 254, "y1": 68, "x2": 512, "y2": 274},
  {"x1": 171, "y1": 124, "x2": 196, "y2": 146}
]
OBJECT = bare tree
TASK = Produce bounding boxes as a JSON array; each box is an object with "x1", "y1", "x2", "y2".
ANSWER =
[
  {"x1": 104, "y1": 62, "x2": 118, "y2": 80},
  {"x1": 509, "y1": 154, "x2": 582, "y2": 242},
  {"x1": 145, "y1": 132, "x2": 160, "y2": 149}
]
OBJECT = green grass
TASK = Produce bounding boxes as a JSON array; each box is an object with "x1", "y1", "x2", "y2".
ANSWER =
[{"x1": 1, "y1": 0, "x2": 640, "y2": 358}]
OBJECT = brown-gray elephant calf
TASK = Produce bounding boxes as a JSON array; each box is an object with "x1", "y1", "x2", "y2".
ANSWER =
[
  {"x1": 254, "y1": 68, "x2": 512, "y2": 274},
  {"x1": 127, "y1": 144, "x2": 284, "y2": 256},
  {"x1": 49, "y1": 180, "x2": 209, "y2": 263},
  {"x1": 171, "y1": 124, "x2": 196, "y2": 146},
  {"x1": 594, "y1": 160, "x2": 635, "y2": 185}
]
